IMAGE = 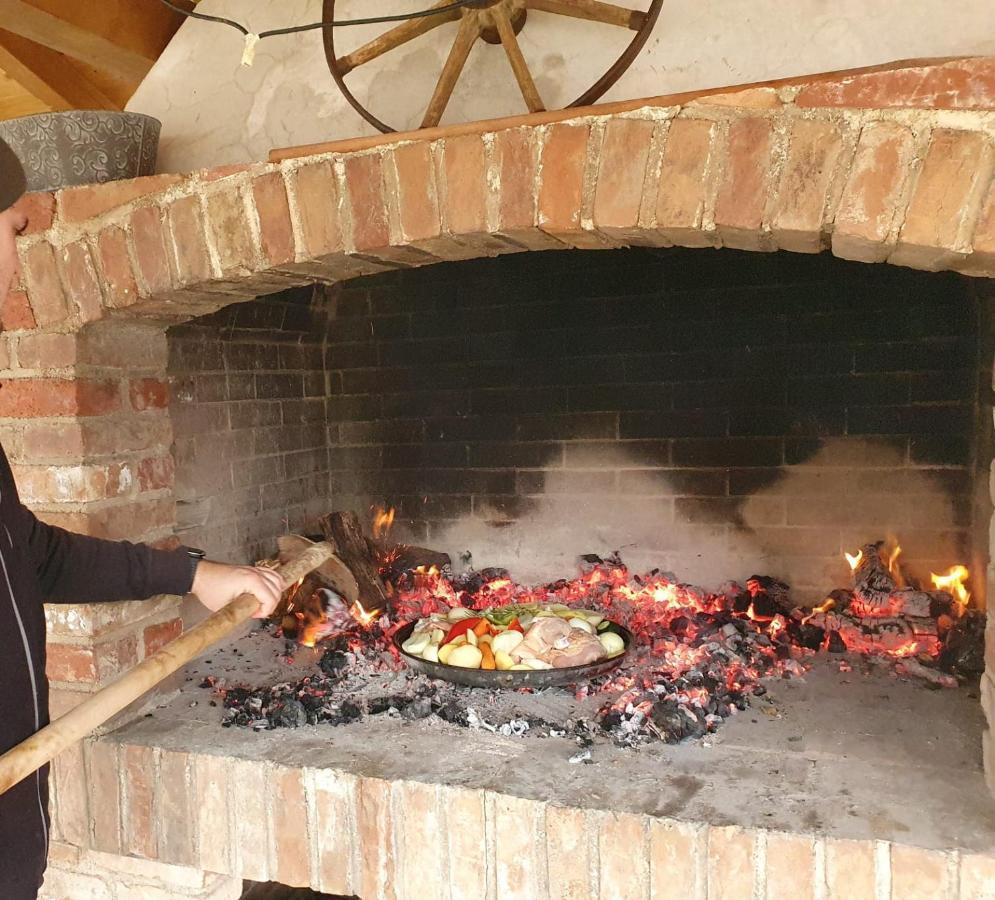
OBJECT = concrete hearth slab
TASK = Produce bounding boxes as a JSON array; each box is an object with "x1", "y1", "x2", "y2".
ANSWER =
[{"x1": 109, "y1": 625, "x2": 995, "y2": 856}]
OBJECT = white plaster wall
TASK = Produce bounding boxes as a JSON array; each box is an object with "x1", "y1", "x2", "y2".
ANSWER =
[{"x1": 129, "y1": 0, "x2": 995, "y2": 173}]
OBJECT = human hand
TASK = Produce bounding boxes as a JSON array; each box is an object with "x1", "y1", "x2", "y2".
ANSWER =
[{"x1": 191, "y1": 560, "x2": 285, "y2": 619}]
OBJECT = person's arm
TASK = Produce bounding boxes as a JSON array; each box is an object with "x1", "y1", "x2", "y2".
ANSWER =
[{"x1": 17, "y1": 503, "x2": 285, "y2": 616}]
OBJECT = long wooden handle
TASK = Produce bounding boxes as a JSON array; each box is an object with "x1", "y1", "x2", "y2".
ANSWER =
[{"x1": 0, "y1": 541, "x2": 335, "y2": 796}]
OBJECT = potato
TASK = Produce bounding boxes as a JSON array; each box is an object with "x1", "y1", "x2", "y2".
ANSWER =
[
  {"x1": 492, "y1": 630, "x2": 524, "y2": 654},
  {"x1": 447, "y1": 607, "x2": 475, "y2": 622},
  {"x1": 431, "y1": 628, "x2": 446, "y2": 644},
  {"x1": 448, "y1": 644, "x2": 483, "y2": 669},
  {"x1": 567, "y1": 617, "x2": 594, "y2": 634},
  {"x1": 599, "y1": 632, "x2": 625, "y2": 655},
  {"x1": 438, "y1": 643, "x2": 457, "y2": 665},
  {"x1": 465, "y1": 630, "x2": 478, "y2": 647},
  {"x1": 524, "y1": 658, "x2": 553, "y2": 670},
  {"x1": 509, "y1": 664, "x2": 532, "y2": 670},
  {"x1": 422, "y1": 643, "x2": 440, "y2": 663},
  {"x1": 477, "y1": 632, "x2": 493, "y2": 645},
  {"x1": 401, "y1": 631, "x2": 431, "y2": 655},
  {"x1": 495, "y1": 650, "x2": 515, "y2": 671}
]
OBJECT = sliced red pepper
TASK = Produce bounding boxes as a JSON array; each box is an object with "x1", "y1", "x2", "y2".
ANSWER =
[
  {"x1": 507, "y1": 618, "x2": 524, "y2": 633},
  {"x1": 443, "y1": 617, "x2": 483, "y2": 645}
]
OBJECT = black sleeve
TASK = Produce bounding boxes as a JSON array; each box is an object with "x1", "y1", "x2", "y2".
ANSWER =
[{"x1": 18, "y1": 503, "x2": 195, "y2": 604}]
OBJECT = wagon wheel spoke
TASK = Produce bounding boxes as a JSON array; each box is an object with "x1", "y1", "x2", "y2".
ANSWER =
[
  {"x1": 526, "y1": 0, "x2": 648, "y2": 30},
  {"x1": 422, "y1": 13, "x2": 481, "y2": 129},
  {"x1": 336, "y1": 0, "x2": 462, "y2": 75},
  {"x1": 490, "y1": 6, "x2": 545, "y2": 112}
]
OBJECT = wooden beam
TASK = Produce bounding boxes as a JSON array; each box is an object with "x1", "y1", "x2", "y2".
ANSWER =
[
  {"x1": 0, "y1": 29, "x2": 120, "y2": 110},
  {"x1": 0, "y1": 0, "x2": 155, "y2": 82}
]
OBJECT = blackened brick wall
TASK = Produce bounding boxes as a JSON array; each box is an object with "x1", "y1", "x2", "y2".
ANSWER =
[
  {"x1": 168, "y1": 286, "x2": 332, "y2": 562},
  {"x1": 324, "y1": 248, "x2": 983, "y2": 599},
  {"x1": 167, "y1": 248, "x2": 986, "y2": 600}
]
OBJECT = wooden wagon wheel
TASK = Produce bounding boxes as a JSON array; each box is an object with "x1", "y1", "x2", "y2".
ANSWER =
[{"x1": 323, "y1": 0, "x2": 664, "y2": 134}]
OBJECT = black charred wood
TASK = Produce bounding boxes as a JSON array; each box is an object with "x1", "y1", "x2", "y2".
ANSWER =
[{"x1": 939, "y1": 610, "x2": 986, "y2": 675}]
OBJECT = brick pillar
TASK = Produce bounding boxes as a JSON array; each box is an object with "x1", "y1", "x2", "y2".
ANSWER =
[{"x1": 0, "y1": 315, "x2": 184, "y2": 844}]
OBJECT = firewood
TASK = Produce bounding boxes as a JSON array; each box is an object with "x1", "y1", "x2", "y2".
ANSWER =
[{"x1": 320, "y1": 511, "x2": 391, "y2": 613}]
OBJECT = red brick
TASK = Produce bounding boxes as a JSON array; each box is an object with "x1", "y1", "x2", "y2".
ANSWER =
[
  {"x1": 45, "y1": 497, "x2": 175, "y2": 542},
  {"x1": 194, "y1": 753, "x2": 231, "y2": 875},
  {"x1": 706, "y1": 826, "x2": 754, "y2": 900},
  {"x1": 16, "y1": 332, "x2": 76, "y2": 369},
  {"x1": 59, "y1": 174, "x2": 185, "y2": 223},
  {"x1": 538, "y1": 123, "x2": 590, "y2": 237},
  {"x1": 20, "y1": 421, "x2": 83, "y2": 462},
  {"x1": 356, "y1": 776, "x2": 396, "y2": 900},
  {"x1": 396, "y1": 781, "x2": 445, "y2": 900},
  {"x1": 252, "y1": 172, "x2": 295, "y2": 266},
  {"x1": 290, "y1": 160, "x2": 339, "y2": 259},
  {"x1": 960, "y1": 852, "x2": 995, "y2": 899},
  {"x1": 0, "y1": 338, "x2": 9, "y2": 370},
  {"x1": 205, "y1": 188, "x2": 256, "y2": 274},
  {"x1": 58, "y1": 242, "x2": 104, "y2": 323},
  {"x1": 86, "y1": 739, "x2": 122, "y2": 854},
  {"x1": 796, "y1": 58, "x2": 995, "y2": 111},
  {"x1": 765, "y1": 832, "x2": 814, "y2": 900},
  {"x1": 129, "y1": 205, "x2": 173, "y2": 295},
  {"x1": 771, "y1": 120, "x2": 845, "y2": 253},
  {"x1": 137, "y1": 455, "x2": 175, "y2": 492},
  {"x1": 833, "y1": 122, "x2": 916, "y2": 263},
  {"x1": 130, "y1": 377, "x2": 170, "y2": 410},
  {"x1": 714, "y1": 117, "x2": 774, "y2": 250},
  {"x1": 442, "y1": 134, "x2": 487, "y2": 235},
  {"x1": 824, "y1": 837, "x2": 876, "y2": 898},
  {"x1": 271, "y1": 766, "x2": 309, "y2": 887},
  {"x1": 46, "y1": 643, "x2": 97, "y2": 681},
  {"x1": 51, "y1": 742, "x2": 88, "y2": 846},
  {"x1": 892, "y1": 129, "x2": 995, "y2": 270},
  {"x1": 343, "y1": 154, "x2": 390, "y2": 251},
  {"x1": 493, "y1": 793, "x2": 545, "y2": 899},
  {"x1": 158, "y1": 751, "x2": 196, "y2": 867},
  {"x1": 122, "y1": 743, "x2": 157, "y2": 858},
  {"x1": 13, "y1": 191, "x2": 55, "y2": 234},
  {"x1": 1, "y1": 289, "x2": 37, "y2": 331},
  {"x1": 441, "y1": 786, "x2": 486, "y2": 900},
  {"x1": 546, "y1": 806, "x2": 591, "y2": 900},
  {"x1": 968, "y1": 179, "x2": 995, "y2": 274},
  {"x1": 649, "y1": 818, "x2": 704, "y2": 900},
  {"x1": 200, "y1": 163, "x2": 254, "y2": 182},
  {"x1": 390, "y1": 142, "x2": 441, "y2": 243},
  {"x1": 95, "y1": 226, "x2": 139, "y2": 308},
  {"x1": 0, "y1": 378, "x2": 119, "y2": 418},
  {"x1": 598, "y1": 811, "x2": 649, "y2": 900},
  {"x1": 22, "y1": 241, "x2": 70, "y2": 326},
  {"x1": 655, "y1": 117, "x2": 716, "y2": 247},
  {"x1": 166, "y1": 195, "x2": 213, "y2": 285},
  {"x1": 689, "y1": 86, "x2": 783, "y2": 109},
  {"x1": 313, "y1": 768, "x2": 358, "y2": 895},
  {"x1": 593, "y1": 117, "x2": 656, "y2": 238},
  {"x1": 493, "y1": 127, "x2": 546, "y2": 247},
  {"x1": 891, "y1": 845, "x2": 953, "y2": 900}
]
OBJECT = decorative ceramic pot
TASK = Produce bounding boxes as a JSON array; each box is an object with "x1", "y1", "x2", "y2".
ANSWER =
[{"x1": 0, "y1": 110, "x2": 161, "y2": 192}]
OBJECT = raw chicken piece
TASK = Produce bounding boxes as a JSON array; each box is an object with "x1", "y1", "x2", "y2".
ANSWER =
[
  {"x1": 516, "y1": 617, "x2": 572, "y2": 659},
  {"x1": 547, "y1": 629, "x2": 605, "y2": 668}
]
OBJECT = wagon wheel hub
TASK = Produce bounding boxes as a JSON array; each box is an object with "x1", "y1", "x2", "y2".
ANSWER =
[{"x1": 323, "y1": 0, "x2": 664, "y2": 133}]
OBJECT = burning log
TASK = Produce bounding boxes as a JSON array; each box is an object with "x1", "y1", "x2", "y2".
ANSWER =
[
  {"x1": 320, "y1": 511, "x2": 391, "y2": 613},
  {"x1": 850, "y1": 542, "x2": 932, "y2": 618}
]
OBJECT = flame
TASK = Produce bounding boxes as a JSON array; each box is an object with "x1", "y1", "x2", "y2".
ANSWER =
[
  {"x1": 844, "y1": 549, "x2": 863, "y2": 571},
  {"x1": 931, "y1": 565, "x2": 970, "y2": 609},
  {"x1": 801, "y1": 597, "x2": 835, "y2": 625},
  {"x1": 351, "y1": 599, "x2": 382, "y2": 627},
  {"x1": 372, "y1": 506, "x2": 396, "y2": 542}
]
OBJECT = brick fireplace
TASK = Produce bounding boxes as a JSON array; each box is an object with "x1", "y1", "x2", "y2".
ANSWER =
[{"x1": 6, "y1": 57, "x2": 995, "y2": 899}]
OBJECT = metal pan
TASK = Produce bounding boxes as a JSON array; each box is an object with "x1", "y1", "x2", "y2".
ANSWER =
[{"x1": 392, "y1": 620, "x2": 632, "y2": 689}]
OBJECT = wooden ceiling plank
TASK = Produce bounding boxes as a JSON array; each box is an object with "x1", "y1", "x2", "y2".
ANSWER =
[
  {"x1": 0, "y1": 29, "x2": 120, "y2": 111},
  {"x1": 0, "y1": 0, "x2": 154, "y2": 82}
]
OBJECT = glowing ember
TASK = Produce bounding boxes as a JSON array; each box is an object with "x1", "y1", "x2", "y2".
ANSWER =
[{"x1": 931, "y1": 565, "x2": 970, "y2": 609}]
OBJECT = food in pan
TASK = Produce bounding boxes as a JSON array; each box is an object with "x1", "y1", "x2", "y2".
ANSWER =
[{"x1": 399, "y1": 603, "x2": 625, "y2": 671}]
